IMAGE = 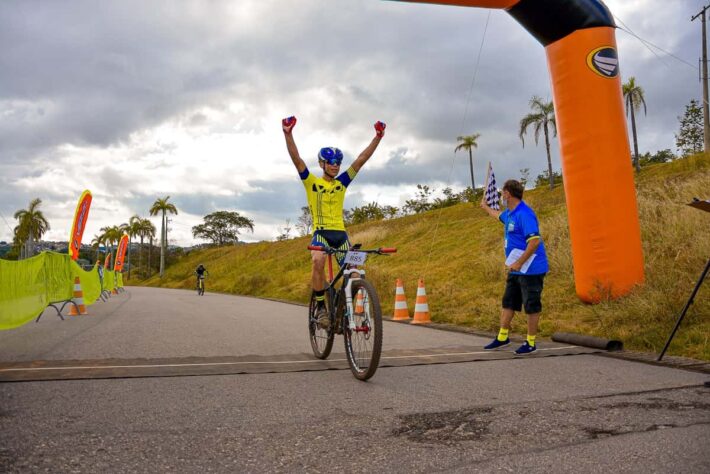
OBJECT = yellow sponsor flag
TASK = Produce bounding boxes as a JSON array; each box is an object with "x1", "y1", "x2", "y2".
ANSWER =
[{"x1": 68, "y1": 190, "x2": 93, "y2": 261}]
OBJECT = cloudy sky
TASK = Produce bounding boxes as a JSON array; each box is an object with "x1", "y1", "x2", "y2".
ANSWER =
[{"x1": 0, "y1": 0, "x2": 703, "y2": 246}]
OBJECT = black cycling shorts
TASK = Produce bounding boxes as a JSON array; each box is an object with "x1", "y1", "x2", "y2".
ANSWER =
[
  {"x1": 310, "y1": 230, "x2": 351, "y2": 265},
  {"x1": 502, "y1": 273, "x2": 545, "y2": 314}
]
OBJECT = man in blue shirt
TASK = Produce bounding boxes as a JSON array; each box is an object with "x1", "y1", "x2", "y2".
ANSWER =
[{"x1": 480, "y1": 179, "x2": 549, "y2": 354}]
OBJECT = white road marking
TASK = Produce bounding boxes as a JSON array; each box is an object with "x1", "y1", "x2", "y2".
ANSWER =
[{"x1": 0, "y1": 346, "x2": 583, "y2": 373}]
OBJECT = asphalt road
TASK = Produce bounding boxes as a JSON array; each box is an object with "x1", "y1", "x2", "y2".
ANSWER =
[{"x1": 0, "y1": 287, "x2": 708, "y2": 473}]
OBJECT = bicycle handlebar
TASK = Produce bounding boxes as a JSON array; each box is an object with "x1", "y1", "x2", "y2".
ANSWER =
[{"x1": 307, "y1": 245, "x2": 397, "y2": 255}]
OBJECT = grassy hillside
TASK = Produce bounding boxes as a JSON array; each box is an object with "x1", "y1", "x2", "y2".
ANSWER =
[{"x1": 140, "y1": 153, "x2": 710, "y2": 360}]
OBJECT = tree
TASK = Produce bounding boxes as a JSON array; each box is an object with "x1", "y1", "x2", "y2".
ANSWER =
[
  {"x1": 455, "y1": 133, "x2": 480, "y2": 190},
  {"x1": 623, "y1": 77, "x2": 647, "y2": 172},
  {"x1": 534, "y1": 169, "x2": 563, "y2": 188},
  {"x1": 431, "y1": 187, "x2": 462, "y2": 210},
  {"x1": 382, "y1": 205, "x2": 399, "y2": 219},
  {"x1": 149, "y1": 196, "x2": 178, "y2": 278},
  {"x1": 276, "y1": 219, "x2": 292, "y2": 241},
  {"x1": 126, "y1": 215, "x2": 142, "y2": 279},
  {"x1": 402, "y1": 184, "x2": 434, "y2": 215},
  {"x1": 141, "y1": 219, "x2": 157, "y2": 278},
  {"x1": 519, "y1": 96, "x2": 557, "y2": 189},
  {"x1": 519, "y1": 168, "x2": 530, "y2": 188},
  {"x1": 191, "y1": 211, "x2": 254, "y2": 245},
  {"x1": 90, "y1": 234, "x2": 104, "y2": 263},
  {"x1": 99, "y1": 225, "x2": 122, "y2": 267},
  {"x1": 638, "y1": 149, "x2": 676, "y2": 166},
  {"x1": 295, "y1": 206, "x2": 313, "y2": 237},
  {"x1": 13, "y1": 198, "x2": 50, "y2": 259},
  {"x1": 12, "y1": 223, "x2": 29, "y2": 260},
  {"x1": 675, "y1": 99, "x2": 704, "y2": 157},
  {"x1": 136, "y1": 217, "x2": 156, "y2": 277},
  {"x1": 350, "y1": 202, "x2": 386, "y2": 224}
]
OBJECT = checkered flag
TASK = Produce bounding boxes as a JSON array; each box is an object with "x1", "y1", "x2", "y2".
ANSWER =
[{"x1": 484, "y1": 162, "x2": 500, "y2": 210}]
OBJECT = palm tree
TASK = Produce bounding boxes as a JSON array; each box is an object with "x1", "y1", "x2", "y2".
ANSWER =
[
  {"x1": 13, "y1": 198, "x2": 50, "y2": 259},
  {"x1": 100, "y1": 225, "x2": 122, "y2": 268},
  {"x1": 90, "y1": 234, "x2": 104, "y2": 263},
  {"x1": 149, "y1": 196, "x2": 178, "y2": 278},
  {"x1": 12, "y1": 222, "x2": 30, "y2": 259},
  {"x1": 143, "y1": 219, "x2": 157, "y2": 278},
  {"x1": 454, "y1": 133, "x2": 481, "y2": 190},
  {"x1": 519, "y1": 96, "x2": 557, "y2": 189},
  {"x1": 623, "y1": 76, "x2": 647, "y2": 173},
  {"x1": 137, "y1": 217, "x2": 156, "y2": 278},
  {"x1": 125, "y1": 215, "x2": 143, "y2": 280}
]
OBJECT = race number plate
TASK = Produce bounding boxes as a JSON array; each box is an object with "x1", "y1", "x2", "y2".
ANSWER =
[{"x1": 344, "y1": 251, "x2": 367, "y2": 266}]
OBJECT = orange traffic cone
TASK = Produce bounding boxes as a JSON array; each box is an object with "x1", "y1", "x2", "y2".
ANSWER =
[
  {"x1": 354, "y1": 288, "x2": 365, "y2": 314},
  {"x1": 68, "y1": 276, "x2": 88, "y2": 315},
  {"x1": 411, "y1": 278, "x2": 431, "y2": 324},
  {"x1": 393, "y1": 279, "x2": 410, "y2": 321}
]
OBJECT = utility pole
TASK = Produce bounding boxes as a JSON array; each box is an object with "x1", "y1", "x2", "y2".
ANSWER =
[{"x1": 692, "y1": 4, "x2": 710, "y2": 153}]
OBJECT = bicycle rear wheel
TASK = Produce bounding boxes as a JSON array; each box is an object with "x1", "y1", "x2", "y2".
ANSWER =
[
  {"x1": 343, "y1": 279, "x2": 383, "y2": 380},
  {"x1": 308, "y1": 291, "x2": 334, "y2": 359}
]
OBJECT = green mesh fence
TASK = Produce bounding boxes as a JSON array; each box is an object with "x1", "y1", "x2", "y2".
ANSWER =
[
  {"x1": 103, "y1": 270, "x2": 116, "y2": 294},
  {"x1": 72, "y1": 262, "x2": 102, "y2": 306},
  {"x1": 0, "y1": 252, "x2": 119, "y2": 330}
]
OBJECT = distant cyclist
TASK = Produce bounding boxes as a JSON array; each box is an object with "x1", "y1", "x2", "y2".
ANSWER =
[
  {"x1": 282, "y1": 116, "x2": 386, "y2": 327},
  {"x1": 195, "y1": 264, "x2": 209, "y2": 290}
]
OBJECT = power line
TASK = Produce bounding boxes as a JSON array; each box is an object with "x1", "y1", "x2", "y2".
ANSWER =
[
  {"x1": 423, "y1": 11, "x2": 492, "y2": 279},
  {"x1": 0, "y1": 210, "x2": 14, "y2": 237},
  {"x1": 459, "y1": 10, "x2": 492, "y2": 136},
  {"x1": 614, "y1": 16, "x2": 698, "y2": 71}
]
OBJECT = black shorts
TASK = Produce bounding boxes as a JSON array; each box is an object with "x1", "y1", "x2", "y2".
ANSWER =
[
  {"x1": 311, "y1": 230, "x2": 350, "y2": 265},
  {"x1": 310, "y1": 230, "x2": 350, "y2": 250},
  {"x1": 502, "y1": 273, "x2": 545, "y2": 314}
]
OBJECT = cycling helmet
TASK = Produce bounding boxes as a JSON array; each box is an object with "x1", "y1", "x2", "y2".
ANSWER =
[{"x1": 318, "y1": 147, "x2": 343, "y2": 166}]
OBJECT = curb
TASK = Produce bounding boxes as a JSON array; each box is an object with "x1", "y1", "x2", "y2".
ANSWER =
[{"x1": 384, "y1": 317, "x2": 710, "y2": 375}]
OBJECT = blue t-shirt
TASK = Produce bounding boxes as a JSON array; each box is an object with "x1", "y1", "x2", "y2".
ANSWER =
[{"x1": 499, "y1": 201, "x2": 549, "y2": 275}]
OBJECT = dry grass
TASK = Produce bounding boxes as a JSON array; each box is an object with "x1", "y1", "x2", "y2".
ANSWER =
[{"x1": 139, "y1": 153, "x2": 710, "y2": 360}]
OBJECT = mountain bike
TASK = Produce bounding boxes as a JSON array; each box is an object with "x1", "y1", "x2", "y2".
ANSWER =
[
  {"x1": 307, "y1": 243, "x2": 396, "y2": 380},
  {"x1": 196, "y1": 274, "x2": 207, "y2": 296}
]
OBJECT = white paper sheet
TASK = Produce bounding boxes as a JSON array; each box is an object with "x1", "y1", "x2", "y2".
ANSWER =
[{"x1": 505, "y1": 248, "x2": 536, "y2": 273}]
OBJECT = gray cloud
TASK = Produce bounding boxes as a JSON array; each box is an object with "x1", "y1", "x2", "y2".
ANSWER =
[{"x1": 0, "y1": 0, "x2": 701, "y2": 243}]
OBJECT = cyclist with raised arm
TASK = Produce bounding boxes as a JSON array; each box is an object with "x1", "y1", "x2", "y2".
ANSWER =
[{"x1": 282, "y1": 116, "x2": 385, "y2": 328}]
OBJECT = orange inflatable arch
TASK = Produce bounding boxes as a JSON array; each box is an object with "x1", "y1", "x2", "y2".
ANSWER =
[{"x1": 392, "y1": 0, "x2": 644, "y2": 303}]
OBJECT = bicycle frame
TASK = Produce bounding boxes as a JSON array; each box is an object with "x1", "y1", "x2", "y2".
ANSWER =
[
  {"x1": 196, "y1": 274, "x2": 207, "y2": 294},
  {"x1": 309, "y1": 244, "x2": 395, "y2": 330},
  {"x1": 308, "y1": 244, "x2": 395, "y2": 379}
]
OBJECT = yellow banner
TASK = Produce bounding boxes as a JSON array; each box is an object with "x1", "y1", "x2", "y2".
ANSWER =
[{"x1": 68, "y1": 190, "x2": 92, "y2": 261}]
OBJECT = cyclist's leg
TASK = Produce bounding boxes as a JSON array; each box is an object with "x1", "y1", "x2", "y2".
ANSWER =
[{"x1": 310, "y1": 232, "x2": 328, "y2": 313}]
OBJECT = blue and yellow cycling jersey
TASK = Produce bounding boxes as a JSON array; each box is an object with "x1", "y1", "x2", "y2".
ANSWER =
[{"x1": 300, "y1": 166, "x2": 357, "y2": 231}]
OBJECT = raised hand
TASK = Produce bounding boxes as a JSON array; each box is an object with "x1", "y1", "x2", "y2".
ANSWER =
[
  {"x1": 282, "y1": 116, "x2": 297, "y2": 134},
  {"x1": 374, "y1": 121, "x2": 386, "y2": 138}
]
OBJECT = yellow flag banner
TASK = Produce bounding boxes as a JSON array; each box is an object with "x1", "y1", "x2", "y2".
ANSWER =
[
  {"x1": 114, "y1": 234, "x2": 129, "y2": 271},
  {"x1": 68, "y1": 190, "x2": 92, "y2": 261}
]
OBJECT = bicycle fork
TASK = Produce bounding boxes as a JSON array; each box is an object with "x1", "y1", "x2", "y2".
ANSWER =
[{"x1": 343, "y1": 268, "x2": 368, "y2": 332}]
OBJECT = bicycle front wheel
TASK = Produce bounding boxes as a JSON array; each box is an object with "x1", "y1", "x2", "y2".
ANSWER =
[
  {"x1": 343, "y1": 279, "x2": 383, "y2": 381},
  {"x1": 308, "y1": 291, "x2": 334, "y2": 360}
]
